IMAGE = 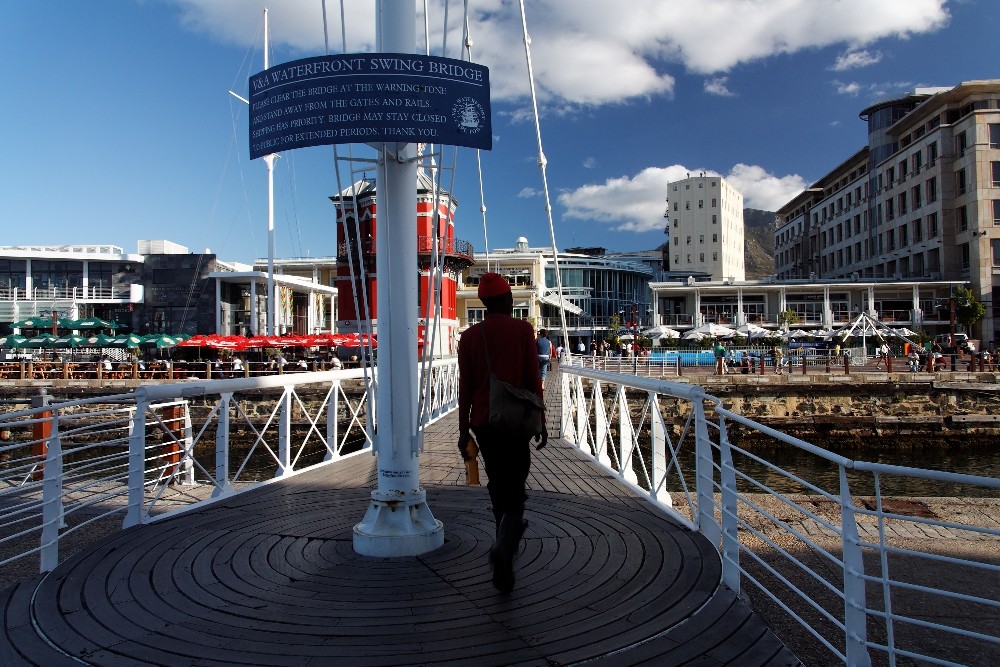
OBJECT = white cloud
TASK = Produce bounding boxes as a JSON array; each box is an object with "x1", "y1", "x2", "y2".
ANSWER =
[
  {"x1": 558, "y1": 164, "x2": 806, "y2": 233},
  {"x1": 832, "y1": 49, "x2": 883, "y2": 71},
  {"x1": 582, "y1": 157, "x2": 597, "y2": 169},
  {"x1": 172, "y1": 0, "x2": 949, "y2": 108},
  {"x1": 517, "y1": 187, "x2": 542, "y2": 198},
  {"x1": 835, "y1": 80, "x2": 863, "y2": 96},
  {"x1": 704, "y1": 76, "x2": 735, "y2": 97}
]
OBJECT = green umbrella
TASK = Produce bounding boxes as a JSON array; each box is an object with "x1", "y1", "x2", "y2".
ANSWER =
[
  {"x1": 25, "y1": 333, "x2": 58, "y2": 349},
  {"x1": 84, "y1": 333, "x2": 116, "y2": 347},
  {"x1": 142, "y1": 334, "x2": 179, "y2": 349},
  {"x1": 11, "y1": 317, "x2": 55, "y2": 330},
  {"x1": 57, "y1": 318, "x2": 78, "y2": 329},
  {"x1": 53, "y1": 334, "x2": 87, "y2": 349},
  {"x1": 108, "y1": 333, "x2": 143, "y2": 348},
  {"x1": 1, "y1": 335, "x2": 28, "y2": 349},
  {"x1": 70, "y1": 317, "x2": 116, "y2": 330}
]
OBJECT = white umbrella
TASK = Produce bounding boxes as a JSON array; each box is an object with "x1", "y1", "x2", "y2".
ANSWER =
[
  {"x1": 735, "y1": 323, "x2": 769, "y2": 337},
  {"x1": 642, "y1": 325, "x2": 680, "y2": 339},
  {"x1": 682, "y1": 330, "x2": 710, "y2": 341},
  {"x1": 890, "y1": 326, "x2": 918, "y2": 337},
  {"x1": 689, "y1": 322, "x2": 736, "y2": 338}
]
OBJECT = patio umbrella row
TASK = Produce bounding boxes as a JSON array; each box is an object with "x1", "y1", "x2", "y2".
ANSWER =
[
  {"x1": 10, "y1": 316, "x2": 124, "y2": 331},
  {"x1": 174, "y1": 332, "x2": 378, "y2": 352},
  {"x1": 0, "y1": 332, "x2": 189, "y2": 350}
]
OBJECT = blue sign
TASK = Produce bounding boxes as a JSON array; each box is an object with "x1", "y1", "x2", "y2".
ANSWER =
[{"x1": 249, "y1": 53, "x2": 491, "y2": 159}]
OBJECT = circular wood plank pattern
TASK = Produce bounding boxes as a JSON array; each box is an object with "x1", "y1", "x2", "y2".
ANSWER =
[{"x1": 2, "y1": 483, "x2": 796, "y2": 666}]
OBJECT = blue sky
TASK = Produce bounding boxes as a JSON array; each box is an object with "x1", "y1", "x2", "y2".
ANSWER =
[{"x1": 3, "y1": 1, "x2": 999, "y2": 263}]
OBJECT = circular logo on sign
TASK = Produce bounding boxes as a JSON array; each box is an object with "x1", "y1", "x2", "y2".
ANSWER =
[{"x1": 451, "y1": 97, "x2": 485, "y2": 134}]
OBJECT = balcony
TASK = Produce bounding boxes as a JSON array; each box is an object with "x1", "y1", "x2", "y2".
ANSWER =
[{"x1": 0, "y1": 286, "x2": 133, "y2": 302}]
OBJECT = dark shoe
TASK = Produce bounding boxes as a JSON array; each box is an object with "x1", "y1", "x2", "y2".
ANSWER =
[{"x1": 490, "y1": 515, "x2": 526, "y2": 593}]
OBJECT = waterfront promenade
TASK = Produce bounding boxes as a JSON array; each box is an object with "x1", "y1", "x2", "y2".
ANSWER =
[{"x1": 0, "y1": 376, "x2": 801, "y2": 666}]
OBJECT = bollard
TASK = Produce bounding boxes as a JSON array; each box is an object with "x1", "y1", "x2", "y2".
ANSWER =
[
  {"x1": 676, "y1": 355, "x2": 682, "y2": 377},
  {"x1": 31, "y1": 389, "x2": 51, "y2": 481},
  {"x1": 950, "y1": 354, "x2": 957, "y2": 371},
  {"x1": 886, "y1": 355, "x2": 893, "y2": 373},
  {"x1": 825, "y1": 356, "x2": 831, "y2": 373},
  {"x1": 801, "y1": 355, "x2": 807, "y2": 375},
  {"x1": 844, "y1": 355, "x2": 850, "y2": 375}
]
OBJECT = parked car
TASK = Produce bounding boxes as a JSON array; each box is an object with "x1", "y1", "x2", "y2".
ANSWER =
[{"x1": 934, "y1": 333, "x2": 975, "y2": 354}]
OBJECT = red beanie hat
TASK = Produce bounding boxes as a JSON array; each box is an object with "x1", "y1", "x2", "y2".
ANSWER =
[{"x1": 477, "y1": 272, "x2": 511, "y2": 299}]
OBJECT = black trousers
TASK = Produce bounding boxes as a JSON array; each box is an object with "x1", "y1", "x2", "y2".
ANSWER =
[{"x1": 471, "y1": 424, "x2": 531, "y2": 530}]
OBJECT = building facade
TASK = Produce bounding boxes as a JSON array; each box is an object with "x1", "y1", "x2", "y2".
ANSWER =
[
  {"x1": 775, "y1": 80, "x2": 1000, "y2": 346},
  {"x1": 457, "y1": 238, "x2": 654, "y2": 349},
  {"x1": 666, "y1": 174, "x2": 745, "y2": 280}
]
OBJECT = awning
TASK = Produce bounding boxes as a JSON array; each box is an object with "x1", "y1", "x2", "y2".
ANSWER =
[{"x1": 538, "y1": 293, "x2": 583, "y2": 315}]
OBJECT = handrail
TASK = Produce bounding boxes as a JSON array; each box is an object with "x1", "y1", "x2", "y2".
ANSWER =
[{"x1": 558, "y1": 363, "x2": 1000, "y2": 666}]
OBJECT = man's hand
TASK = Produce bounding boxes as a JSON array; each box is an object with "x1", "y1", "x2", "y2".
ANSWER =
[
  {"x1": 533, "y1": 424, "x2": 548, "y2": 450},
  {"x1": 458, "y1": 430, "x2": 475, "y2": 461}
]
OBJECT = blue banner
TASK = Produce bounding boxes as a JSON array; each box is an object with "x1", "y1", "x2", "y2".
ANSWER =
[{"x1": 249, "y1": 53, "x2": 491, "y2": 159}]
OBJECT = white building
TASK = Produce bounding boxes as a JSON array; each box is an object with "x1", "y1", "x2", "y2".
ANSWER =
[
  {"x1": 775, "y1": 80, "x2": 1000, "y2": 346},
  {"x1": 666, "y1": 174, "x2": 745, "y2": 281}
]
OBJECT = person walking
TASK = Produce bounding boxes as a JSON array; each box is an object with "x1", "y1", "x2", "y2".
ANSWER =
[
  {"x1": 458, "y1": 273, "x2": 547, "y2": 593},
  {"x1": 536, "y1": 329, "x2": 552, "y2": 382}
]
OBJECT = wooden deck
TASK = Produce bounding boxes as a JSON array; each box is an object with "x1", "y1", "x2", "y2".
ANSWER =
[{"x1": 2, "y1": 378, "x2": 801, "y2": 666}]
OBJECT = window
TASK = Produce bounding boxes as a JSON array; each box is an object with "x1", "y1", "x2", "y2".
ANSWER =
[
  {"x1": 928, "y1": 212, "x2": 939, "y2": 237},
  {"x1": 673, "y1": 237, "x2": 679, "y2": 245},
  {"x1": 911, "y1": 185, "x2": 921, "y2": 210},
  {"x1": 699, "y1": 253, "x2": 705, "y2": 262},
  {"x1": 993, "y1": 161, "x2": 1000, "y2": 187},
  {"x1": 994, "y1": 200, "x2": 1000, "y2": 225},
  {"x1": 928, "y1": 141, "x2": 938, "y2": 165},
  {"x1": 673, "y1": 202, "x2": 678, "y2": 211},
  {"x1": 961, "y1": 243, "x2": 970, "y2": 269},
  {"x1": 712, "y1": 233, "x2": 718, "y2": 242},
  {"x1": 991, "y1": 123, "x2": 1000, "y2": 149},
  {"x1": 957, "y1": 131, "x2": 968, "y2": 156},
  {"x1": 673, "y1": 219, "x2": 678, "y2": 228},
  {"x1": 898, "y1": 192, "x2": 907, "y2": 215},
  {"x1": 711, "y1": 198, "x2": 717, "y2": 207},
  {"x1": 699, "y1": 235, "x2": 704, "y2": 244},
  {"x1": 900, "y1": 225, "x2": 908, "y2": 247},
  {"x1": 886, "y1": 198, "x2": 895, "y2": 221},
  {"x1": 513, "y1": 306, "x2": 529, "y2": 319},
  {"x1": 959, "y1": 205, "x2": 969, "y2": 231},
  {"x1": 926, "y1": 177, "x2": 937, "y2": 203},
  {"x1": 466, "y1": 307, "x2": 486, "y2": 324},
  {"x1": 698, "y1": 200, "x2": 704, "y2": 209},
  {"x1": 994, "y1": 240, "x2": 1000, "y2": 267},
  {"x1": 712, "y1": 252, "x2": 718, "y2": 261},
  {"x1": 958, "y1": 168, "x2": 967, "y2": 194},
  {"x1": 686, "y1": 236, "x2": 691, "y2": 245},
  {"x1": 912, "y1": 151, "x2": 923, "y2": 174},
  {"x1": 712, "y1": 215, "x2": 717, "y2": 224},
  {"x1": 674, "y1": 255, "x2": 680, "y2": 265},
  {"x1": 686, "y1": 254, "x2": 692, "y2": 263},
  {"x1": 912, "y1": 219, "x2": 923, "y2": 243},
  {"x1": 887, "y1": 166, "x2": 895, "y2": 186},
  {"x1": 685, "y1": 201, "x2": 690, "y2": 210}
]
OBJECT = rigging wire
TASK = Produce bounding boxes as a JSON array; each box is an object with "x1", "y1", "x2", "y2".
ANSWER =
[
  {"x1": 517, "y1": 0, "x2": 572, "y2": 356},
  {"x1": 324, "y1": 0, "x2": 378, "y2": 447}
]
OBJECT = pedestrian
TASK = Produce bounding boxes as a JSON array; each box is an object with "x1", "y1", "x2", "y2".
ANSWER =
[
  {"x1": 713, "y1": 340, "x2": 727, "y2": 375},
  {"x1": 457, "y1": 273, "x2": 547, "y2": 593},
  {"x1": 773, "y1": 346, "x2": 785, "y2": 374},
  {"x1": 577, "y1": 340, "x2": 586, "y2": 355},
  {"x1": 536, "y1": 329, "x2": 552, "y2": 381},
  {"x1": 590, "y1": 340, "x2": 597, "y2": 357}
]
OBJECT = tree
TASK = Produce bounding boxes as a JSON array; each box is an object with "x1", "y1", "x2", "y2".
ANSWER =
[
  {"x1": 954, "y1": 286, "x2": 985, "y2": 331},
  {"x1": 777, "y1": 309, "x2": 799, "y2": 328}
]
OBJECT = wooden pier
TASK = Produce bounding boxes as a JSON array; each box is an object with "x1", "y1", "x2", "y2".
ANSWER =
[{"x1": 1, "y1": 386, "x2": 800, "y2": 665}]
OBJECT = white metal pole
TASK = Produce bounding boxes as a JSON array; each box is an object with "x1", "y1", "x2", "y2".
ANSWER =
[
  {"x1": 264, "y1": 8, "x2": 277, "y2": 336},
  {"x1": 354, "y1": 0, "x2": 443, "y2": 557}
]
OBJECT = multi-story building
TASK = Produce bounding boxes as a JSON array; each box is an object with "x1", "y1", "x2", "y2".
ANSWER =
[
  {"x1": 665, "y1": 174, "x2": 745, "y2": 281},
  {"x1": 775, "y1": 80, "x2": 1000, "y2": 345},
  {"x1": 457, "y1": 237, "x2": 654, "y2": 349}
]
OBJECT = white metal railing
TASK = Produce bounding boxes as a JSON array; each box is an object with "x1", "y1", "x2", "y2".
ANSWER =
[
  {"x1": 558, "y1": 362, "x2": 1000, "y2": 666},
  {"x1": 0, "y1": 357, "x2": 459, "y2": 573}
]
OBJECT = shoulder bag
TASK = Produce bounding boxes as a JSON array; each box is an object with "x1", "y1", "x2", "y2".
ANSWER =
[{"x1": 481, "y1": 324, "x2": 544, "y2": 439}]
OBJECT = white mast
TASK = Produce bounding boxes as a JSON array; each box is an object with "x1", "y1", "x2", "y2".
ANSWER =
[
  {"x1": 353, "y1": 0, "x2": 444, "y2": 557},
  {"x1": 262, "y1": 7, "x2": 278, "y2": 335}
]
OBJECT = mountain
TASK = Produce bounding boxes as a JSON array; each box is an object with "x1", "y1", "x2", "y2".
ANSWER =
[{"x1": 743, "y1": 208, "x2": 776, "y2": 280}]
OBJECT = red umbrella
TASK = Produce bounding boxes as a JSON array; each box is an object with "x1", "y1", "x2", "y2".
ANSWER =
[
  {"x1": 176, "y1": 334, "x2": 248, "y2": 351},
  {"x1": 245, "y1": 335, "x2": 283, "y2": 348}
]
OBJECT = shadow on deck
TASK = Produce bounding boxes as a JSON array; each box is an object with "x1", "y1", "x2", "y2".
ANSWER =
[{"x1": 1, "y1": 375, "x2": 801, "y2": 666}]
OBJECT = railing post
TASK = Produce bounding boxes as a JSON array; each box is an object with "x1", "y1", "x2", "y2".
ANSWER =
[
  {"x1": 39, "y1": 408, "x2": 63, "y2": 572},
  {"x1": 617, "y1": 386, "x2": 638, "y2": 485},
  {"x1": 717, "y1": 416, "x2": 740, "y2": 593},
  {"x1": 31, "y1": 389, "x2": 51, "y2": 481},
  {"x1": 213, "y1": 393, "x2": 234, "y2": 497},
  {"x1": 839, "y1": 467, "x2": 872, "y2": 667},
  {"x1": 325, "y1": 382, "x2": 340, "y2": 461},
  {"x1": 649, "y1": 398, "x2": 672, "y2": 508},
  {"x1": 694, "y1": 401, "x2": 721, "y2": 547},
  {"x1": 181, "y1": 402, "x2": 195, "y2": 485},
  {"x1": 276, "y1": 388, "x2": 292, "y2": 477},
  {"x1": 125, "y1": 396, "x2": 149, "y2": 528}
]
